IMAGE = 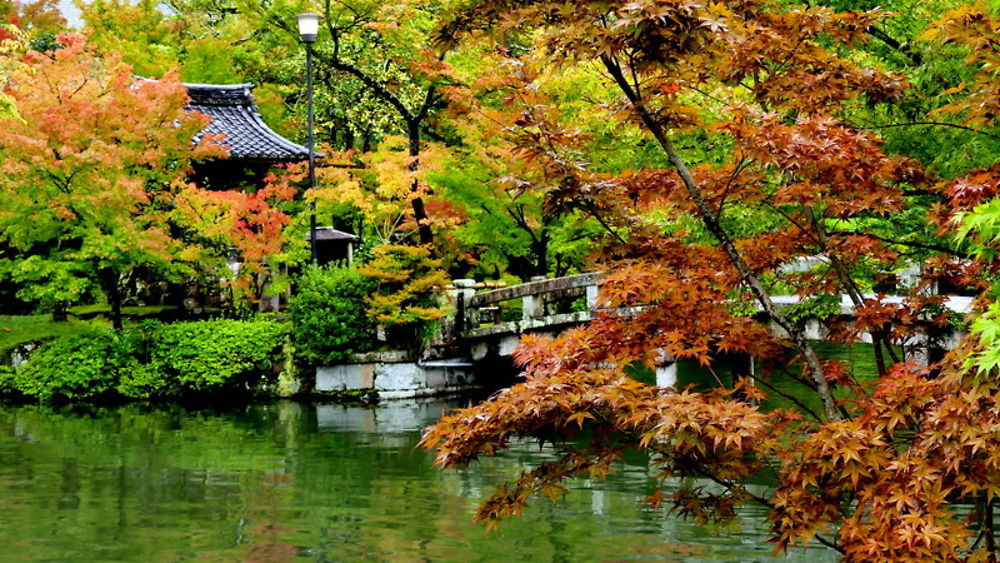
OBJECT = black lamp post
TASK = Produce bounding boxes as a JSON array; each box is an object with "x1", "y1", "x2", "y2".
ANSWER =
[{"x1": 297, "y1": 12, "x2": 321, "y2": 264}]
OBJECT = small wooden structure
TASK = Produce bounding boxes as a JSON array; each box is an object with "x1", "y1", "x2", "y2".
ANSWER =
[{"x1": 308, "y1": 227, "x2": 357, "y2": 266}]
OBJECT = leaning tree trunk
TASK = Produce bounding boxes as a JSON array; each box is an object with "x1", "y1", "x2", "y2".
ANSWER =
[
  {"x1": 408, "y1": 121, "x2": 434, "y2": 246},
  {"x1": 600, "y1": 55, "x2": 841, "y2": 422}
]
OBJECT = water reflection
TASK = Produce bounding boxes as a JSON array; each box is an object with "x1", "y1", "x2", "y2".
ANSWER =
[{"x1": 0, "y1": 400, "x2": 835, "y2": 561}]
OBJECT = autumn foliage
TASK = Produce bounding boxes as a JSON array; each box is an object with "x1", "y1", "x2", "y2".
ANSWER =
[
  {"x1": 358, "y1": 244, "x2": 449, "y2": 342},
  {"x1": 421, "y1": 0, "x2": 1000, "y2": 560},
  {"x1": 0, "y1": 34, "x2": 295, "y2": 322},
  {"x1": 4, "y1": 0, "x2": 1000, "y2": 558}
]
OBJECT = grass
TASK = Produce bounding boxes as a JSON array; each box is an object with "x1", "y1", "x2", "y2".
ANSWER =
[
  {"x1": 1, "y1": 304, "x2": 199, "y2": 353},
  {"x1": 67, "y1": 304, "x2": 177, "y2": 319},
  {"x1": 0, "y1": 315, "x2": 108, "y2": 352}
]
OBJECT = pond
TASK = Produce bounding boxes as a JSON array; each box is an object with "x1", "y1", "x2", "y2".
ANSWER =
[{"x1": 0, "y1": 398, "x2": 836, "y2": 561}]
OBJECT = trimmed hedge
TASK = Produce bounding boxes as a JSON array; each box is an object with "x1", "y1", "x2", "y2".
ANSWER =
[{"x1": 12, "y1": 319, "x2": 288, "y2": 402}]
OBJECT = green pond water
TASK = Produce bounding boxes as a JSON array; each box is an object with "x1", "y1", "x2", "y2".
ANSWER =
[
  {"x1": 0, "y1": 397, "x2": 838, "y2": 561},
  {"x1": 0, "y1": 342, "x2": 887, "y2": 561}
]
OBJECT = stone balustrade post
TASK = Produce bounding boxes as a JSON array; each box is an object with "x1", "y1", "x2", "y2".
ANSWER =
[
  {"x1": 655, "y1": 349, "x2": 677, "y2": 388},
  {"x1": 585, "y1": 283, "x2": 599, "y2": 311},
  {"x1": 904, "y1": 333, "x2": 930, "y2": 368},
  {"x1": 449, "y1": 279, "x2": 477, "y2": 332},
  {"x1": 522, "y1": 275, "x2": 547, "y2": 321}
]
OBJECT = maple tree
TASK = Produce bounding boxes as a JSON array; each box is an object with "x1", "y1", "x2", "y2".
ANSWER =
[
  {"x1": 84, "y1": 0, "x2": 467, "y2": 247},
  {"x1": 936, "y1": 5, "x2": 1000, "y2": 373},
  {"x1": 0, "y1": 35, "x2": 295, "y2": 326},
  {"x1": 82, "y1": 0, "x2": 244, "y2": 84},
  {"x1": 0, "y1": 34, "x2": 216, "y2": 326},
  {"x1": 431, "y1": 58, "x2": 606, "y2": 279},
  {"x1": 0, "y1": 0, "x2": 61, "y2": 118},
  {"x1": 312, "y1": 138, "x2": 450, "y2": 246},
  {"x1": 421, "y1": 0, "x2": 1000, "y2": 559},
  {"x1": 174, "y1": 164, "x2": 302, "y2": 306},
  {"x1": 0, "y1": 0, "x2": 63, "y2": 41},
  {"x1": 357, "y1": 244, "x2": 449, "y2": 345}
]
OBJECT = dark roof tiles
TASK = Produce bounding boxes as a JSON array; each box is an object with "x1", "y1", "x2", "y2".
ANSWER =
[
  {"x1": 306, "y1": 227, "x2": 357, "y2": 241},
  {"x1": 185, "y1": 83, "x2": 310, "y2": 162}
]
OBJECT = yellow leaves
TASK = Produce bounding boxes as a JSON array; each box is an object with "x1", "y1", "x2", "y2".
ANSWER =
[
  {"x1": 313, "y1": 139, "x2": 461, "y2": 243},
  {"x1": 922, "y1": 5, "x2": 1000, "y2": 128},
  {"x1": 917, "y1": 26, "x2": 941, "y2": 41},
  {"x1": 926, "y1": 4, "x2": 995, "y2": 42},
  {"x1": 566, "y1": 410, "x2": 595, "y2": 428},
  {"x1": 368, "y1": 136, "x2": 419, "y2": 193},
  {"x1": 0, "y1": 86, "x2": 21, "y2": 122},
  {"x1": 359, "y1": 244, "x2": 449, "y2": 327}
]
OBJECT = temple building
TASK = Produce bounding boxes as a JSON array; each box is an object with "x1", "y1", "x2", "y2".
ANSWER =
[
  {"x1": 185, "y1": 82, "x2": 309, "y2": 188},
  {"x1": 186, "y1": 82, "x2": 355, "y2": 264}
]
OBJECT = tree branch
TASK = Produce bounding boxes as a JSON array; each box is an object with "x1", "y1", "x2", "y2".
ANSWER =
[
  {"x1": 857, "y1": 120, "x2": 1000, "y2": 141},
  {"x1": 866, "y1": 25, "x2": 923, "y2": 67},
  {"x1": 600, "y1": 53, "x2": 841, "y2": 421},
  {"x1": 827, "y1": 230, "x2": 969, "y2": 259}
]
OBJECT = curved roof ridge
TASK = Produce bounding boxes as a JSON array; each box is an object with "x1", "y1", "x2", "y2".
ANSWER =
[
  {"x1": 184, "y1": 82, "x2": 310, "y2": 162},
  {"x1": 183, "y1": 82, "x2": 255, "y2": 91},
  {"x1": 243, "y1": 105, "x2": 313, "y2": 156}
]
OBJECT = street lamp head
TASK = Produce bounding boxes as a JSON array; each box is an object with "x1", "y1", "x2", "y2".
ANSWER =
[{"x1": 296, "y1": 12, "x2": 321, "y2": 43}]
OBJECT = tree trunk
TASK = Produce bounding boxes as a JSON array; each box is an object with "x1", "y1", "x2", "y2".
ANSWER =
[
  {"x1": 51, "y1": 302, "x2": 68, "y2": 322},
  {"x1": 408, "y1": 121, "x2": 434, "y2": 246},
  {"x1": 986, "y1": 494, "x2": 997, "y2": 557},
  {"x1": 532, "y1": 231, "x2": 549, "y2": 277},
  {"x1": 101, "y1": 268, "x2": 123, "y2": 330},
  {"x1": 600, "y1": 55, "x2": 841, "y2": 421},
  {"x1": 344, "y1": 126, "x2": 355, "y2": 151}
]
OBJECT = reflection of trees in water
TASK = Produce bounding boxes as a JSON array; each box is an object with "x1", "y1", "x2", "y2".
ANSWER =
[
  {"x1": 0, "y1": 401, "x2": 834, "y2": 560},
  {"x1": 235, "y1": 472, "x2": 301, "y2": 562}
]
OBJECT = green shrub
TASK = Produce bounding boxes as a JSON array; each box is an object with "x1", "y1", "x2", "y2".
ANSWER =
[
  {"x1": 0, "y1": 365, "x2": 18, "y2": 397},
  {"x1": 116, "y1": 362, "x2": 171, "y2": 400},
  {"x1": 784, "y1": 294, "x2": 842, "y2": 323},
  {"x1": 290, "y1": 265, "x2": 379, "y2": 366},
  {"x1": 10, "y1": 319, "x2": 288, "y2": 402},
  {"x1": 149, "y1": 319, "x2": 287, "y2": 392},
  {"x1": 15, "y1": 329, "x2": 141, "y2": 401}
]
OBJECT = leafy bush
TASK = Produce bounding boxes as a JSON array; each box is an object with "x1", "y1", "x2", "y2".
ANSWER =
[
  {"x1": 784, "y1": 294, "x2": 842, "y2": 323},
  {"x1": 149, "y1": 320, "x2": 287, "y2": 391},
  {"x1": 116, "y1": 363, "x2": 171, "y2": 400},
  {"x1": 290, "y1": 265, "x2": 379, "y2": 366},
  {"x1": 0, "y1": 365, "x2": 18, "y2": 397},
  {"x1": 15, "y1": 329, "x2": 141, "y2": 401},
  {"x1": 10, "y1": 319, "x2": 288, "y2": 402}
]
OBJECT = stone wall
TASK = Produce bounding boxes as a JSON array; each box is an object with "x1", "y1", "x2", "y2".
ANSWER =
[{"x1": 315, "y1": 351, "x2": 478, "y2": 400}]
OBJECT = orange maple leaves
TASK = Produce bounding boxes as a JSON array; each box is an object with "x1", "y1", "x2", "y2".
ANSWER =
[
  {"x1": 772, "y1": 360, "x2": 1000, "y2": 560},
  {"x1": 422, "y1": 0, "x2": 1000, "y2": 560},
  {"x1": 0, "y1": 34, "x2": 296, "y2": 307}
]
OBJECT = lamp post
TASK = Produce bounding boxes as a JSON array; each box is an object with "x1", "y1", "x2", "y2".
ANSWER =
[{"x1": 297, "y1": 12, "x2": 321, "y2": 264}]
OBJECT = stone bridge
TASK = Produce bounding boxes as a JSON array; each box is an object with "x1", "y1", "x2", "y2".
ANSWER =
[
  {"x1": 449, "y1": 273, "x2": 601, "y2": 361},
  {"x1": 445, "y1": 272, "x2": 973, "y2": 381},
  {"x1": 317, "y1": 273, "x2": 973, "y2": 399}
]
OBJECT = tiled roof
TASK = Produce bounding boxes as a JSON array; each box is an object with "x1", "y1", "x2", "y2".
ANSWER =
[
  {"x1": 185, "y1": 83, "x2": 310, "y2": 162},
  {"x1": 307, "y1": 227, "x2": 357, "y2": 241}
]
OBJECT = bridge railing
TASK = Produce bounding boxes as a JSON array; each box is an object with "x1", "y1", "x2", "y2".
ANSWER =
[{"x1": 451, "y1": 273, "x2": 601, "y2": 338}]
